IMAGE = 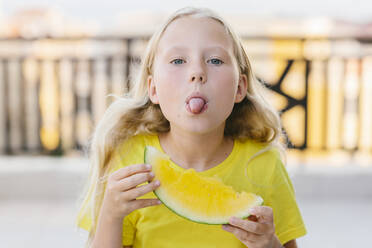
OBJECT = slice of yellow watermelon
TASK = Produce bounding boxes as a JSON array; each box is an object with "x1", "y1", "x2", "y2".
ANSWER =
[{"x1": 144, "y1": 145, "x2": 263, "y2": 225}]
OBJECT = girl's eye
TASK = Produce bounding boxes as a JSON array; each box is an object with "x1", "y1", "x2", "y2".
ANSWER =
[
  {"x1": 208, "y1": 58, "x2": 223, "y2": 65},
  {"x1": 170, "y1": 58, "x2": 223, "y2": 65},
  {"x1": 171, "y1": 59, "x2": 185, "y2": 65}
]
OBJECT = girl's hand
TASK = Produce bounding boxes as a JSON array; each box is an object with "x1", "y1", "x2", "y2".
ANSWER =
[
  {"x1": 100, "y1": 164, "x2": 162, "y2": 222},
  {"x1": 222, "y1": 206, "x2": 282, "y2": 248}
]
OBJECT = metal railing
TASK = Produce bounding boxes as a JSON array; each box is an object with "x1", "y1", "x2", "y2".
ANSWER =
[{"x1": 0, "y1": 36, "x2": 371, "y2": 156}]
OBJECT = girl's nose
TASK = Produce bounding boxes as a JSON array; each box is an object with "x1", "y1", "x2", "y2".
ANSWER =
[{"x1": 190, "y1": 73, "x2": 207, "y2": 84}]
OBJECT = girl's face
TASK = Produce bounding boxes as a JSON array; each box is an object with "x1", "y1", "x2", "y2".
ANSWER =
[{"x1": 148, "y1": 16, "x2": 247, "y2": 135}]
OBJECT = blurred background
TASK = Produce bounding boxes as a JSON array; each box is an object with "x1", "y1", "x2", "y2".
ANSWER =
[{"x1": 0, "y1": 0, "x2": 371, "y2": 247}]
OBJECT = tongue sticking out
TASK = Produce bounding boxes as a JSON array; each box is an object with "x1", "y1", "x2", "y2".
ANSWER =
[{"x1": 188, "y1": 98, "x2": 205, "y2": 113}]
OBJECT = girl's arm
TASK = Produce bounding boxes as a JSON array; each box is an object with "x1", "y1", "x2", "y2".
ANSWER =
[
  {"x1": 91, "y1": 211, "x2": 124, "y2": 248},
  {"x1": 90, "y1": 164, "x2": 161, "y2": 248}
]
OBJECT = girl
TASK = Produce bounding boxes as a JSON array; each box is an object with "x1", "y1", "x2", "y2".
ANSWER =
[{"x1": 76, "y1": 7, "x2": 307, "y2": 248}]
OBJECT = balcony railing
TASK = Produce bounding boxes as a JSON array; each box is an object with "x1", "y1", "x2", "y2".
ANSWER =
[{"x1": 0, "y1": 36, "x2": 371, "y2": 157}]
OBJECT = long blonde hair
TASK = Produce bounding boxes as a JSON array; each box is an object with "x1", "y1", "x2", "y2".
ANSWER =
[{"x1": 77, "y1": 6, "x2": 286, "y2": 247}]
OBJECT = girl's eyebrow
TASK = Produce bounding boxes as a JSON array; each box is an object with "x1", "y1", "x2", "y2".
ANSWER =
[
  {"x1": 162, "y1": 46, "x2": 188, "y2": 56},
  {"x1": 162, "y1": 46, "x2": 230, "y2": 57}
]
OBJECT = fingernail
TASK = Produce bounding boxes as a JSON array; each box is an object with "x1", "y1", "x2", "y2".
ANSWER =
[
  {"x1": 249, "y1": 208, "x2": 256, "y2": 214},
  {"x1": 155, "y1": 180, "x2": 160, "y2": 186},
  {"x1": 149, "y1": 172, "x2": 154, "y2": 177},
  {"x1": 146, "y1": 164, "x2": 152, "y2": 169},
  {"x1": 157, "y1": 200, "x2": 162, "y2": 204}
]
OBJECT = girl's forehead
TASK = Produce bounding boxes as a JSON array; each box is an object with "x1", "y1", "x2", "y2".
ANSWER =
[{"x1": 156, "y1": 16, "x2": 234, "y2": 55}]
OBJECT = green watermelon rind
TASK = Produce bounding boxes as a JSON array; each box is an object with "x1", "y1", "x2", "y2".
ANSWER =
[{"x1": 144, "y1": 145, "x2": 264, "y2": 225}]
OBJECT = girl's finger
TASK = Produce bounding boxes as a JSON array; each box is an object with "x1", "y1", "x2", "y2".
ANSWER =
[
  {"x1": 126, "y1": 198, "x2": 162, "y2": 213},
  {"x1": 124, "y1": 179, "x2": 160, "y2": 199},
  {"x1": 111, "y1": 164, "x2": 152, "y2": 181},
  {"x1": 118, "y1": 172, "x2": 155, "y2": 191},
  {"x1": 228, "y1": 217, "x2": 266, "y2": 235},
  {"x1": 250, "y1": 206, "x2": 274, "y2": 223},
  {"x1": 222, "y1": 224, "x2": 260, "y2": 242}
]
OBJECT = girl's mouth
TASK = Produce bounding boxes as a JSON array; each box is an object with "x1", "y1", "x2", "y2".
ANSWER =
[{"x1": 186, "y1": 98, "x2": 208, "y2": 114}]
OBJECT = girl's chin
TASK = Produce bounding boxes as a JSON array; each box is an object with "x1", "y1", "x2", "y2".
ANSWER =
[{"x1": 169, "y1": 121, "x2": 224, "y2": 135}]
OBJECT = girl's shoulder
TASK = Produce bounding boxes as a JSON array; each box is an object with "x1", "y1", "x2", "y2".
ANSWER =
[
  {"x1": 239, "y1": 139, "x2": 286, "y2": 186},
  {"x1": 238, "y1": 138, "x2": 285, "y2": 176},
  {"x1": 239, "y1": 138, "x2": 281, "y2": 159}
]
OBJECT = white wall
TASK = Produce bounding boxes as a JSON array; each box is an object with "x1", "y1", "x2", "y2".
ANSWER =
[{"x1": 2, "y1": 0, "x2": 372, "y2": 24}]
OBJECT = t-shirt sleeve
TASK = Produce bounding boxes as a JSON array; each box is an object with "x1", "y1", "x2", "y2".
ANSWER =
[
  {"x1": 266, "y1": 156, "x2": 307, "y2": 245},
  {"x1": 122, "y1": 212, "x2": 137, "y2": 246}
]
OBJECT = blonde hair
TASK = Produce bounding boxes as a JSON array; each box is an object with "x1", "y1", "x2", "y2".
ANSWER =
[{"x1": 76, "y1": 6, "x2": 287, "y2": 247}]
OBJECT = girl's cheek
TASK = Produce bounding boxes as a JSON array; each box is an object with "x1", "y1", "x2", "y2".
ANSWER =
[
  {"x1": 157, "y1": 64, "x2": 179, "y2": 77},
  {"x1": 164, "y1": 67, "x2": 185, "y2": 78},
  {"x1": 164, "y1": 72, "x2": 186, "y2": 86}
]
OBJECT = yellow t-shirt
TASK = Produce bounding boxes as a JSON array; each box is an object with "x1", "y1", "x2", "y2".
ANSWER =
[{"x1": 77, "y1": 133, "x2": 307, "y2": 247}]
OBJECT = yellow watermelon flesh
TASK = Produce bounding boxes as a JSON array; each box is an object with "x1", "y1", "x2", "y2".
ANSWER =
[{"x1": 144, "y1": 146, "x2": 263, "y2": 225}]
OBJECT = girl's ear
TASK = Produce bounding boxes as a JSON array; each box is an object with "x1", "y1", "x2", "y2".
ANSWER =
[
  {"x1": 235, "y1": 74, "x2": 248, "y2": 103},
  {"x1": 147, "y1": 75, "x2": 159, "y2": 104}
]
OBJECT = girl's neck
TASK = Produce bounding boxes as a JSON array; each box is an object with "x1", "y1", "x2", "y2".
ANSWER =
[{"x1": 158, "y1": 126, "x2": 234, "y2": 172}]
